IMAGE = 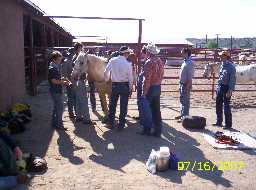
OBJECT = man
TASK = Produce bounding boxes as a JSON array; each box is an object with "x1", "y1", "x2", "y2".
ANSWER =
[
  {"x1": 104, "y1": 46, "x2": 134, "y2": 131},
  {"x1": 134, "y1": 46, "x2": 148, "y2": 121},
  {"x1": 62, "y1": 48, "x2": 76, "y2": 118},
  {"x1": 48, "y1": 51, "x2": 70, "y2": 130},
  {"x1": 72, "y1": 42, "x2": 83, "y2": 63},
  {"x1": 213, "y1": 51, "x2": 236, "y2": 129},
  {"x1": 176, "y1": 48, "x2": 194, "y2": 122},
  {"x1": 139, "y1": 43, "x2": 165, "y2": 137},
  {"x1": 0, "y1": 133, "x2": 29, "y2": 189}
]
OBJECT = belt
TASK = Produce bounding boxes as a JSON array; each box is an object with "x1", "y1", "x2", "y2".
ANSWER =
[{"x1": 112, "y1": 82, "x2": 129, "y2": 85}]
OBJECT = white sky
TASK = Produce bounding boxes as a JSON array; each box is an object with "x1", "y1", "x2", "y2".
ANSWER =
[{"x1": 31, "y1": 0, "x2": 256, "y2": 43}]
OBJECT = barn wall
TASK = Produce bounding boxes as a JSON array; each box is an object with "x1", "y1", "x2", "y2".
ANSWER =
[{"x1": 0, "y1": 0, "x2": 25, "y2": 111}]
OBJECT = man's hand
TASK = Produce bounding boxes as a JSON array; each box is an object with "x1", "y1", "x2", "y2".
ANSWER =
[
  {"x1": 14, "y1": 147, "x2": 23, "y2": 160},
  {"x1": 226, "y1": 90, "x2": 233, "y2": 98},
  {"x1": 62, "y1": 79, "x2": 72, "y2": 86},
  {"x1": 129, "y1": 90, "x2": 133, "y2": 98}
]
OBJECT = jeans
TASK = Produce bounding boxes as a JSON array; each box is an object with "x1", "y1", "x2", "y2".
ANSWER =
[
  {"x1": 216, "y1": 85, "x2": 232, "y2": 127},
  {"x1": 179, "y1": 83, "x2": 191, "y2": 118},
  {"x1": 88, "y1": 82, "x2": 96, "y2": 110},
  {"x1": 137, "y1": 73, "x2": 143, "y2": 125},
  {"x1": 76, "y1": 90, "x2": 90, "y2": 120},
  {"x1": 108, "y1": 82, "x2": 130, "y2": 128},
  {"x1": 0, "y1": 176, "x2": 17, "y2": 189},
  {"x1": 66, "y1": 85, "x2": 76, "y2": 115},
  {"x1": 138, "y1": 96, "x2": 153, "y2": 129},
  {"x1": 146, "y1": 85, "x2": 162, "y2": 134},
  {"x1": 50, "y1": 92, "x2": 64, "y2": 128}
]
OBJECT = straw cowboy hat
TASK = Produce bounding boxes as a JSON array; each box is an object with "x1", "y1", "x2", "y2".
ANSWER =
[
  {"x1": 119, "y1": 46, "x2": 133, "y2": 54},
  {"x1": 145, "y1": 43, "x2": 160, "y2": 55},
  {"x1": 218, "y1": 50, "x2": 231, "y2": 58}
]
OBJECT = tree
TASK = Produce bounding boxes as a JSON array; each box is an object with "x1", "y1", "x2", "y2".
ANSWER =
[{"x1": 207, "y1": 40, "x2": 218, "y2": 49}]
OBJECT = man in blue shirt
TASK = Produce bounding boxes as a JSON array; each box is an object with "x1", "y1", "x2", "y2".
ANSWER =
[
  {"x1": 214, "y1": 51, "x2": 236, "y2": 129},
  {"x1": 48, "y1": 51, "x2": 70, "y2": 130},
  {"x1": 177, "y1": 48, "x2": 194, "y2": 122}
]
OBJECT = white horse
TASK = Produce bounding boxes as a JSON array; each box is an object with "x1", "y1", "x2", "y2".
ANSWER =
[
  {"x1": 203, "y1": 62, "x2": 256, "y2": 83},
  {"x1": 71, "y1": 52, "x2": 111, "y2": 118}
]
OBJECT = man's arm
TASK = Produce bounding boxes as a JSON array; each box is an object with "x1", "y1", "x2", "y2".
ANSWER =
[
  {"x1": 0, "y1": 134, "x2": 23, "y2": 160},
  {"x1": 104, "y1": 60, "x2": 112, "y2": 81},
  {"x1": 0, "y1": 134, "x2": 17, "y2": 151},
  {"x1": 184, "y1": 64, "x2": 194, "y2": 93},
  {"x1": 128, "y1": 62, "x2": 134, "y2": 91},
  {"x1": 49, "y1": 69, "x2": 66, "y2": 85},
  {"x1": 142, "y1": 62, "x2": 153, "y2": 96},
  {"x1": 228, "y1": 66, "x2": 236, "y2": 91}
]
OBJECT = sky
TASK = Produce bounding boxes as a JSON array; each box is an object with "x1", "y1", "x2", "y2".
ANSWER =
[{"x1": 31, "y1": 0, "x2": 256, "y2": 43}]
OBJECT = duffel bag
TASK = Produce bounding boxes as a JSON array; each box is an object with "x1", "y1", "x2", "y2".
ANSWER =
[{"x1": 182, "y1": 116, "x2": 206, "y2": 129}]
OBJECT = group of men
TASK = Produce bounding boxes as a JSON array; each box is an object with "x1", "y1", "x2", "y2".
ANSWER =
[
  {"x1": 175, "y1": 49, "x2": 236, "y2": 129},
  {"x1": 0, "y1": 44, "x2": 236, "y2": 189},
  {"x1": 103, "y1": 44, "x2": 165, "y2": 137},
  {"x1": 47, "y1": 42, "x2": 236, "y2": 134}
]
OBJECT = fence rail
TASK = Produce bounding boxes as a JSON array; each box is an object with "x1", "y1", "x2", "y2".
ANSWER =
[{"x1": 159, "y1": 48, "x2": 256, "y2": 98}]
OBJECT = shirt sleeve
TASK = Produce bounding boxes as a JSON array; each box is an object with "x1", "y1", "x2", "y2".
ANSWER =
[
  {"x1": 48, "y1": 68, "x2": 58, "y2": 80},
  {"x1": 128, "y1": 62, "x2": 134, "y2": 90},
  {"x1": 142, "y1": 62, "x2": 153, "y2": 96},
  {"x1": 104, "y1": 60, "x2": 112, "y2": 81},
  {"x1": 161, "y1": 63, "x2": 165, "y2": 80},
  {"x1": 228, "y1": 66, "x2": 236, "y2": 91},
  {"x1": 0, "y1": 134, "x2": 17, "y2": 150}
]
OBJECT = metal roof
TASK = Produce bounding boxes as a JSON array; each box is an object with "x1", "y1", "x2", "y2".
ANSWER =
[
  {"x1": 19, "y1": 0, "x2": 73, "y2": 37},
  {"x1": 22, "y1": 0, "x2": 46, "y2": 15}
]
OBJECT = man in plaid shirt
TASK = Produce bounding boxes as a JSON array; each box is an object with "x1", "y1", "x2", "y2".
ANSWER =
[{"x1": 138, "y1": 43, "x2": 165, "y2": 137}]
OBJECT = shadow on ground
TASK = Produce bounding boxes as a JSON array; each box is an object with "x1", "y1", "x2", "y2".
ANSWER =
[{"x1": 72, "y1": 117, "x2": 232, "y2": 187}]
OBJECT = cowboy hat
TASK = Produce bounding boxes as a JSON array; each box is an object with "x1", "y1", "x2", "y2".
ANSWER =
[
  {"x1": 218, "y1": 51, "x2": 231, "y2": 58},
  {"x1": 145, "y1": 43, "x2": 160, "y2": 55},
  {"x1": 119, "y1": 46, "x2": 133, "y2": 54}
]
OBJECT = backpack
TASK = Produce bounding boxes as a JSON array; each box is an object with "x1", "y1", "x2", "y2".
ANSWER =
[{"x1": 182, "y1": 116, "x2": 206, "y2": 129}]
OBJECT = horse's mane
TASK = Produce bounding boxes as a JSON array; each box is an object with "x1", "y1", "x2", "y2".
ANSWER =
[{"x1": 88, "y1": 54, "x2": 107, "y2": 64}]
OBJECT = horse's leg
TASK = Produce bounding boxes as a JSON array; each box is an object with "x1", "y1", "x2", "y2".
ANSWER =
[
  {"x1": 99, "y1": 91, "x2": 108, "y2": 117},
  {"x1": 95, "y1": 82, "x2": 109, "y2": 117}
]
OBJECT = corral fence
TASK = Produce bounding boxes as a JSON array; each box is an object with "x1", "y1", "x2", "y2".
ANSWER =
[
  {"x1": 158, "y1": 48, "x2": 256, "y2": 98},
  {"x1": 26, "y1": 46, "x2": 256, "y2": 99}
]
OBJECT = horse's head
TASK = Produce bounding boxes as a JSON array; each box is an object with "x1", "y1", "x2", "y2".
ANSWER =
[
  {"x1": 71, "y1": 51, "x2": 89, "y2": 78},
  {"x1": 127, "y1": 53, "x2": 138, "y2": 65}
]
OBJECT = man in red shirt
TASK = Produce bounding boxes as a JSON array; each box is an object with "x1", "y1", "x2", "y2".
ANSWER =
[{"x1": 139, "y1": 43, "x2": 165, "y2": 137}]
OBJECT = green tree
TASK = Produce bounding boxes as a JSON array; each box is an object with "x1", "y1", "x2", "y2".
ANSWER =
[{"x1": 207, "y1": 41, "x2": 218, "y2": 49}]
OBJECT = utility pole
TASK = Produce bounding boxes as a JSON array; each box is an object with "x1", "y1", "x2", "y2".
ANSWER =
[
  {"x1": 216, "y1": 34, "x2": 221, "y2": 48},
  {"x1": 230, "y1": 35, "x2": 233, "y2": 50},
  {"x1": 206, "y1": 34, "x2": 208, "y2": 47}
]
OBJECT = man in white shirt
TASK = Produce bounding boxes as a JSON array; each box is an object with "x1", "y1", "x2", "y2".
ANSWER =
[{"x1": 104, "y1": 46, "x2": 134, "y2": 130}]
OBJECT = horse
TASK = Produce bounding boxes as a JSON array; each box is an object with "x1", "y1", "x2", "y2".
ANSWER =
[
  {"x1": 203, "y1": 62, "x2": 256, "y2": 83},
  {"x1": 71, "y1": 52, "x2": 111, "y2": 118}
]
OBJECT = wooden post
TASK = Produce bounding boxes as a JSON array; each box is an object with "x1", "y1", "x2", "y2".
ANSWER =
[
  {"x1": 57, "y1": 33, "x2": 60, "y2": 47},
  {"x1": 50, "y1": 30, "x2": 54, "y2": 47},
  {"x1": 42, "y1": 25, "x2": 48, "y2": 79},
  {"x1": 137, "y1": 20, "x2": 143, "y2": 73},
  {"x1": 29, "y1": 16, "x2": 36, "y2": 96},
  {"x1": 230, "y1": 36, "x2": 233, "y2": 50}
]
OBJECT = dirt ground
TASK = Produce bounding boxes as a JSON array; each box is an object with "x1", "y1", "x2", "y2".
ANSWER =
[{"x1": 13, "y1": 68, "x2": 256, "y2": 190}]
